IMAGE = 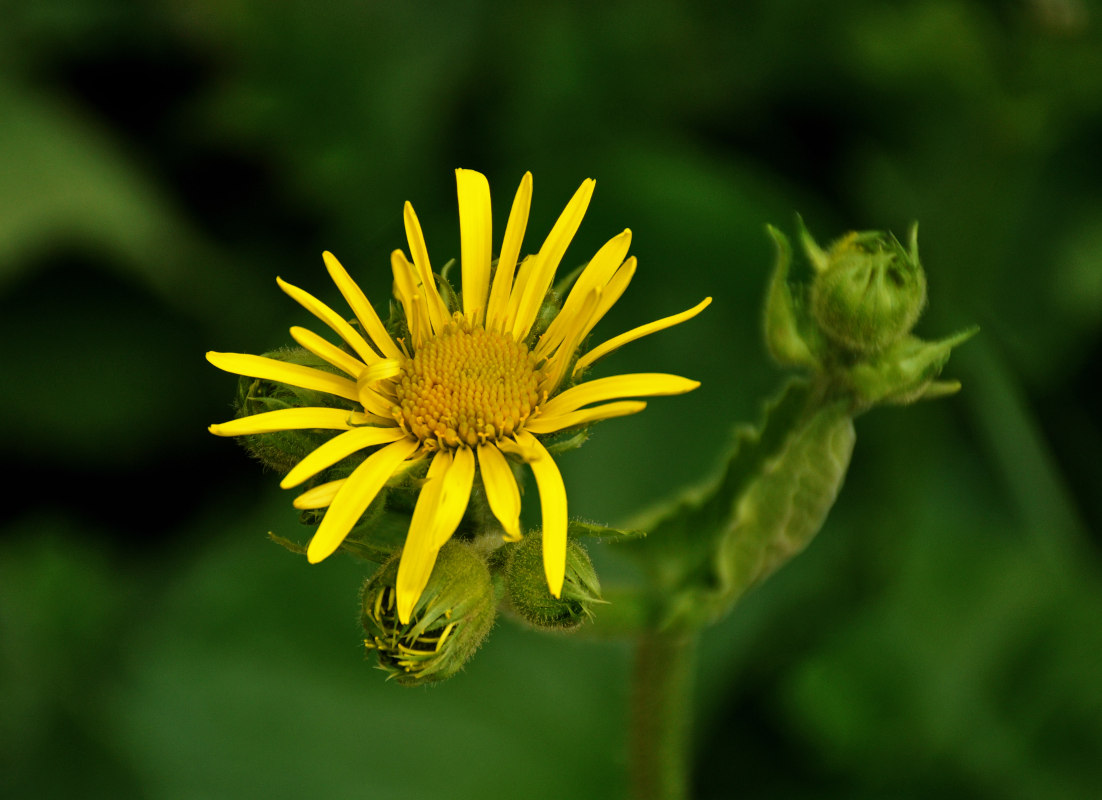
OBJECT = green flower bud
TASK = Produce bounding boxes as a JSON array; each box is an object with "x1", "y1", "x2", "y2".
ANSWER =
[
  {"x1": 763, "y1": 219, "x2": 975, "y2": 410},
  {"x1": 233, "y1": 347, "x2": 357, "y2": 473},
  {"x1": 361, "y1": 541, "x2": 496, "y2": 686},
  {"x1": 805, "y1": 219, "x2": 927, "y2": 354},
  {"x1": 504, "y1": 533, "x2": 602, "y2": 630}
]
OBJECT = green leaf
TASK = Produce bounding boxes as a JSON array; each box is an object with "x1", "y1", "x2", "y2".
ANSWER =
[{"x1": 625, "y1": 380, "x2": 856, "y2": 629}]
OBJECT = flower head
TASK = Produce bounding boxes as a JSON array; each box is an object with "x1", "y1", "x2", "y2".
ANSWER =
[{"x1": 208, "y1": 169, "x2": 707, "y2": 623}]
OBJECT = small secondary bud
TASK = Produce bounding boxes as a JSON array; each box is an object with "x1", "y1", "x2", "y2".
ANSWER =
[
  {"x1": 361, "y1": 541, "x2": 495, "y2": 686},
  {"x1": 504, "y1": 533, "x2": 602, "y2": 630}
]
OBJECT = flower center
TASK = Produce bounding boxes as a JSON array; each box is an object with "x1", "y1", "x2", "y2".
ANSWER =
[{"x1": 392, "y1": 317, "x2": 545, "y2": 449}]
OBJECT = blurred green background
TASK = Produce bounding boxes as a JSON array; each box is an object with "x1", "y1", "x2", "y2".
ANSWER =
[{"x1": 2, "y1": 1, "x2": 1100, "y2": 798}]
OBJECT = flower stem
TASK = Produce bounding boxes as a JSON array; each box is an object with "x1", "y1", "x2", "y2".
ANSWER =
[{"x1": 629, "y1": 629, "x2": 697, "y2": 800}]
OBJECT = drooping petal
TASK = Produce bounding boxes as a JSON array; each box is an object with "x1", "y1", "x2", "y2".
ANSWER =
[
  {"x1": 275, "y1": 277, "x2": 380, "y2": 365},
  {"x1": 294, "y1": 456, "x2": 425, "y2": 509},
  {"x1": 513, "y1": 431, "x2": 567, "y2": 598},
  {"x1": 322, "y1": 251, "x2": 402, "y2": 360},
  {"x1": 280, "y1": 426, "x2": 409, "y2": 489},
  {"x1": 430, "y1": 445, "x2": 476, "y2": 549},
  {"x1": 395, "y1": 451, "x2": 452, "y2": 623},
  {"x1": 573, "y1": 297, "x2": 712, "y2": 377},
  {"x1": 206, "y1": 352, "x2": 359, "y2": 402},
  {"x1": 477, "y1": 443, "x2": 522, "y2": 540},
  {"x1": 540, "y1": 373, "x2": 701, "y2": 418},
  {"x1": 456, "y1": 169, "x2": 492, "y2": 322},
  {"x1": 208, "y1": 407, "x2": 371, "y2": 436},
  {"x1": 306, "y1": 437, "x2": 421, "y2": 563},
  {"x1": 289, "y1": 326, "x2": 365, "y2": 378},
  {"x1": 537, "y1": 229, "x2": 632, "y2": 355},
  {"x1": 523, "y1": 400, "x2": 647, "y2": 434},
  {"x1": 403, "y1": 201, "x2": 449, "y2": 332},
  {"x1": 486, "y1": 172, "x2": 532, "y2": 332},
  {"x1": 510, "y1": 178, "x2": 595, "y2": 340}
]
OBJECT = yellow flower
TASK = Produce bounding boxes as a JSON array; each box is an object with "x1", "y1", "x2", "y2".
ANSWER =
[{"x1": 208, "y1": 169, "x2": 708, "y2": 624}]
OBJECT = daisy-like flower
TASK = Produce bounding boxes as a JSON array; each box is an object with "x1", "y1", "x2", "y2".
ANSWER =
[{"x1": 208, "y1": 169, "x2": 708, "y2": 624}]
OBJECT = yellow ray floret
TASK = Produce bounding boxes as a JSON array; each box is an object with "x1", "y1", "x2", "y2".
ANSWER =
[
  {"x1": 395, "y1": 451, "x2": 453, "y2": 623},
  {"x1": 477, "y1": 442, "x2": 522, "y2": 541},
  {"x1": 503, "y1": 431, "x2": 568, "y2": 598},
  {"x1": 322, "y1": 251, "x2": 402, "y2": 361},
  {"x1": 457, "y1": 168, "x2": 492, "y2": 323},
  {"x1": 276, "y1": 277, "x2": 381, "y2": 366},
  {"x1": 288, "y1": 326, "x2": 365, "y2": 378},
  {"x1": 280, "y1": 425, "x2": 407, "y2": 489},
  {"x1": 573, "y1": 296, "x2": 713, "y2": 376},
  {"x1": 523, "y1": 400, "x2": 648, "y2": 435},
  {"x1": 206, "y1": 351, "x2": 359, "y2": 402},
  {"x1": 306, "y1": 437, "x2": 421, "y2": 563},
  {"x1": 208, "y1": 407, "x2": 372, "y2": 436},
  {"x1": 539, "y1": 373, "x2": 701, "y2": 418},
  {"x1": 486, "y1": 172, "x2": 532, "y2": 331}
]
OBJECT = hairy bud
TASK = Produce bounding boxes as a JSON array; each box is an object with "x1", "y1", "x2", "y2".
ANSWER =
[
  {"x1": 504, "y1": 533, "x2": 602, "y2": 630},
  {"x1": 361, "y1": 541, "x2": 495, "y2": 686},
  {"x1": 805, "y1": 220, "x2": 927, "y2": 354}
]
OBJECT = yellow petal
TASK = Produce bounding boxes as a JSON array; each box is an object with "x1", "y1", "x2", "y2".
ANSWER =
[
  {"x1": 539, "y1": 288, "x2": 600, "y2": 394},
  {"x1": 208, "y1": 407, "x2": 370, "y2": 436},
  {"x1": 477, "y1": 443, "x2": 522, "y2": 540},
  {"x1": 206, "y1": 351, "x2": 359, "y2": 402},
  {"x1": 395, "y1": 451, "x2": 452, "y2": 623},
  {"x1": 537, "y1": 229, "x2": 631, "y2": 355},
  {"x1": 289, "y1": 326, "x2": 364, "y2": 378},
  {"x1": 578, "y1": 256, "x2": 637, "y2": 342},
  {"x1": 540, "y1": 373, "x2": 700, "y2": 418},
  {"x1": 322, "y1": 251, "x2": 402, "y2": 360},
  {"x1": 275, "y1": 277, "x2": 380, "y2": 365},
  {"x1": 510, "y1": 178, "x2": 595, "y2": 340},
  {"x1": 430, "y1": 446, "x2": 476, "y2": 549},
  {"x1": 503, "y1": 254, "x2": 536, "y2": 334},
  {"x1": 403, "y1": 201, "x2": 449, "y2": 333},
  {"x1": 306, "y1": 437, "x2": 421, "y2": 563},
  {"x1": 486, "y1": 172, "x2": 532, "y2": 331},
  {"x1": 514, "y1": 431, "x2": 567, "y2": 598},
  {"x1": 390, "y1": 249, "x2": 419, "y2": 332},
  {"x1": 293, "y1": 478, "x2": 345, "y2": 509},
  {"x1": 523, "y1": 400, "x2": 647, "y2": 434},
  {"x1": 573, "y1": 297, "x2": 712, "y2": 376},
  {"x1": 456, "y1": 169, "x2": 492, "y2": 322},
  {"x1": 280, "y1": 426, "x2": 408, "y2": 489}
]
